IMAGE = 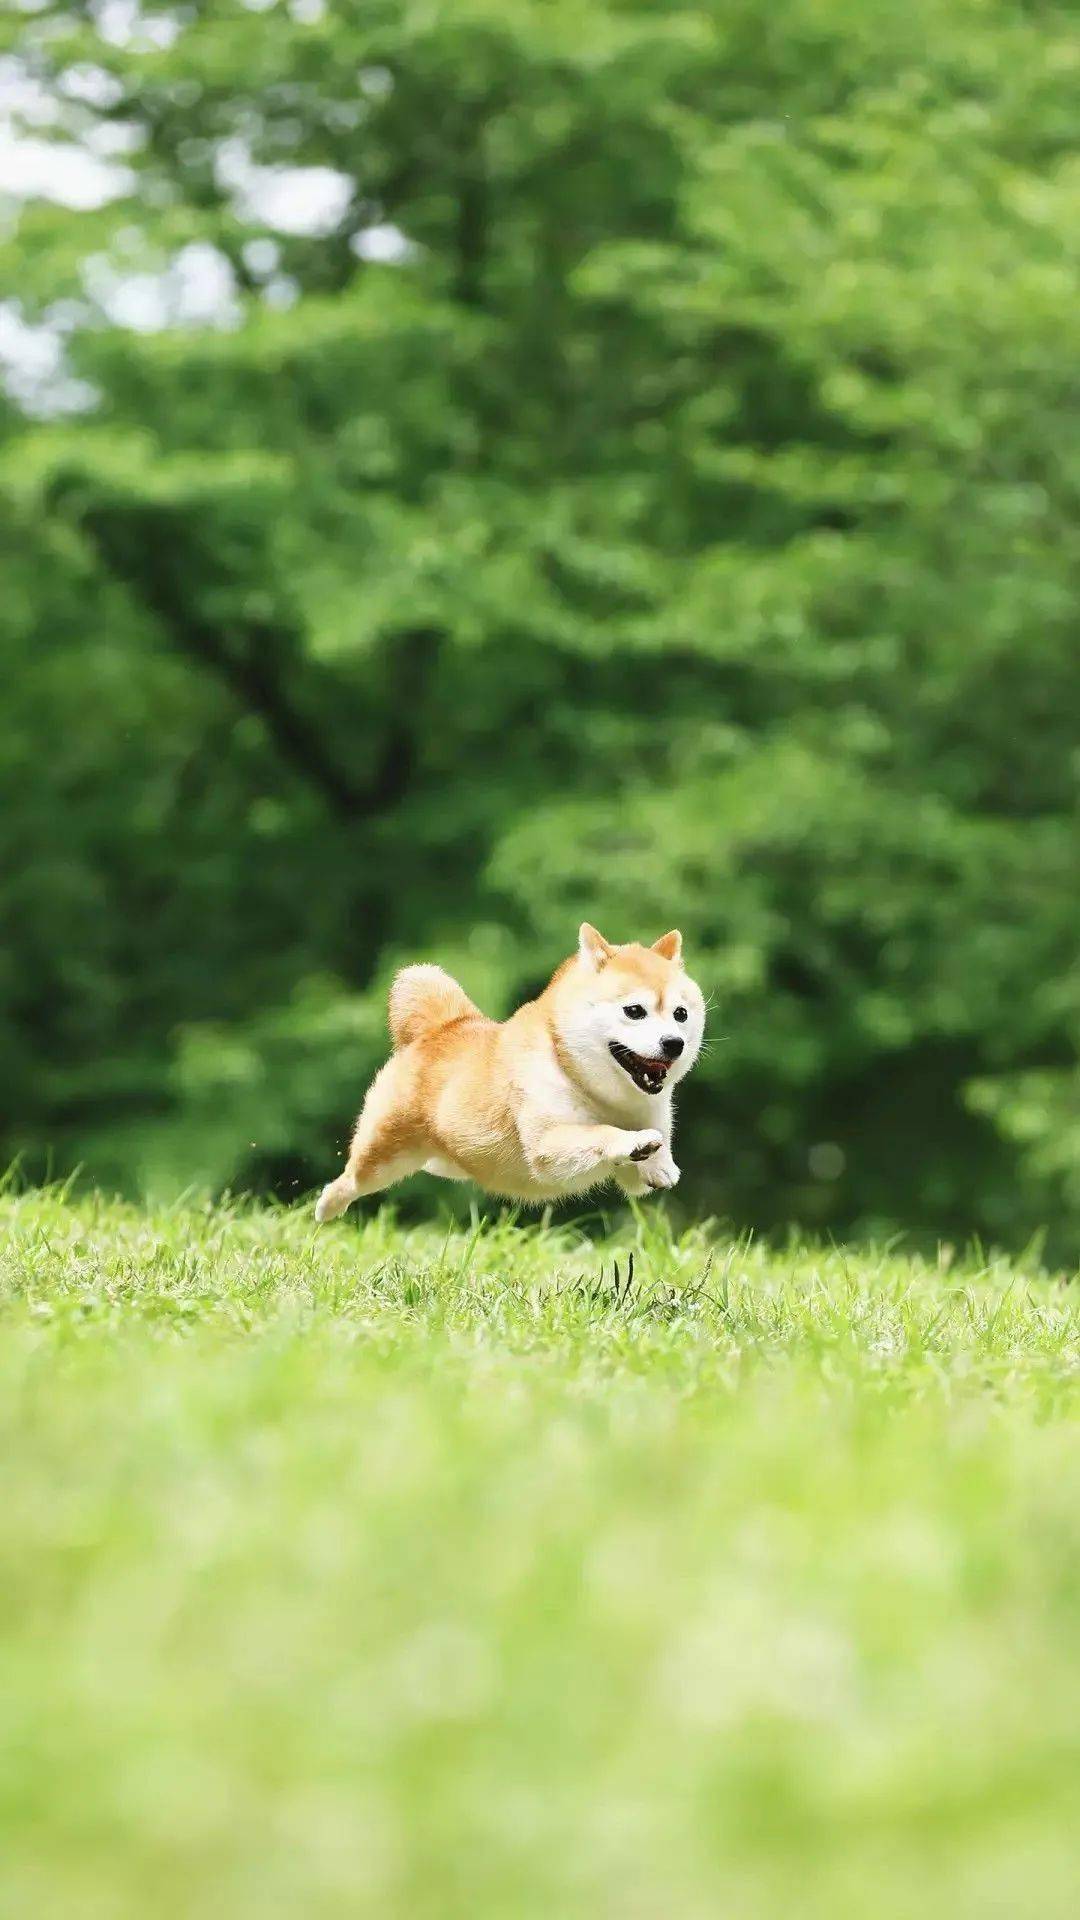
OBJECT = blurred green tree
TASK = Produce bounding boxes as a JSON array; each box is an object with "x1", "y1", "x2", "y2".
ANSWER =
[{"x1": 1, "y1": 0, "x2": 1077, "y2": 1248}]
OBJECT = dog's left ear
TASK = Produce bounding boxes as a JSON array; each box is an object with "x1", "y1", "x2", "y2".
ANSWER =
[
  {"x1": 652, "y1": 929, "x2": 683, "y2": 963},
  {"x1": 579, "y1": 923, "x2": 615, "y2": 970}
]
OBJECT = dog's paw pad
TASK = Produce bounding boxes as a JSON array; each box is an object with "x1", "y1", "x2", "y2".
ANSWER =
[{"x1": 629, "y1": 1131, "x2": 663, "y2": 1162}]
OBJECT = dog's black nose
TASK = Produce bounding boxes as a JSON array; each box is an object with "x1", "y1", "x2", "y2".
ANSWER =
[{"x1": 661, "y1": 1035, "x2": 684, "y2": 1060}]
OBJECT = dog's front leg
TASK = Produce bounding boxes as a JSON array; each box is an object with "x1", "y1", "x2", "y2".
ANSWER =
[
  {"x1": 614, "y1": 1107, "x2": 679, "y2": 1196},
  {"x1": 615, "y1": 1143, "x2": 680, "y2": 1195},
  {"x1": 523, "y1": 1121, "x2": 664, "y2": 1187},
  {"x1": 619, "y1": 1149, "x2": 680, "y2": 1193}
]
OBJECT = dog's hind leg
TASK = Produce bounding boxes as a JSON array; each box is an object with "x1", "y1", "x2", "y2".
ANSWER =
[
  {"x1": 315, "y1": 1060, "x2": 424, "y2": 1222},
  {"x1": 315, "y1": 1140, "x2": 423, "y2": 1222}
]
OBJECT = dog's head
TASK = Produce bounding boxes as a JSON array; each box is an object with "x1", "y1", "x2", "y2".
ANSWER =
[{"x1": 553, "y1": 923, "x2": 705, "y2": 1101}]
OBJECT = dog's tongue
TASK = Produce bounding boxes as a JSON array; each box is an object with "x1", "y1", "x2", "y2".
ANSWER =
[{"x1": 643, "y1": 1057, "x2": 669, "y2": 1074}]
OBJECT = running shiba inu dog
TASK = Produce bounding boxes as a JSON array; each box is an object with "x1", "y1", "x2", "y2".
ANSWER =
[{"x1": 315, "y1": 924, "x2": 704, "y2": 1220}]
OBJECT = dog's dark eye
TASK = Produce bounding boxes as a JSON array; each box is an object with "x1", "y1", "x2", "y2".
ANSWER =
[
  {"x1": 673, "y1": 1006, "x2": 688, "y2": 1023},
  {"x1": 623, "y1": 1003, "x2": 647, "y2": 1020}
]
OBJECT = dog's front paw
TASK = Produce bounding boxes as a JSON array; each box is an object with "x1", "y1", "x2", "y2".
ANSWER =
[
  {"x1": 641, "y1": 1154, "x2": 680, "y2": 1191},
  {"x1": 626, "y1": 1129, "x2": 663, "y2": 1163}
]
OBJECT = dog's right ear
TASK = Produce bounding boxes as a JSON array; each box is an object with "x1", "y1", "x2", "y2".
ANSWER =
[
  {"x1": 578, "y1": 923, "x2": 615, "y2": 970},
  {"x1": 652, "y1": 929, "x2": 683, "y2": 964}
]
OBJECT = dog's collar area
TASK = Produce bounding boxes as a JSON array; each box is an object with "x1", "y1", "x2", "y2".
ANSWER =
[{"x1": 608, "y1": 1041, "x2": 669, "y2": 1095}]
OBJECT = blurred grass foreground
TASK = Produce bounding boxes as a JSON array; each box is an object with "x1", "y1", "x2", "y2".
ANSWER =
[
  {"x1": 2, "y1": 1189, "x2": 1080, "y2": 1917},
  {"x1": 1, "y1": 0, "x2": 1079, "y2": 1253}
]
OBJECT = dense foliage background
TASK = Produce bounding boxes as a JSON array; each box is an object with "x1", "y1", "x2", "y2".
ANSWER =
[{"x1": 2, "y1": 0, "x2": 1078, "y2": 1250}]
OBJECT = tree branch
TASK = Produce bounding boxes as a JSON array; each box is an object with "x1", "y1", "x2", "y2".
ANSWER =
[{"x1": 75, "y1": 493, "x2": 437, "y2": 825}]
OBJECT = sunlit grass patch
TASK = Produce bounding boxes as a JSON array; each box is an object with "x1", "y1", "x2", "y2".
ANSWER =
[{"x1": 1, "y1": 1189, "x2": 1078, "y2": 1919}]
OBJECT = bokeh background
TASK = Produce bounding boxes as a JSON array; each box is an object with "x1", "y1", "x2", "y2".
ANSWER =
[{"x1": 2, "y1": 0, "x2": 1078, "y2": 1252}]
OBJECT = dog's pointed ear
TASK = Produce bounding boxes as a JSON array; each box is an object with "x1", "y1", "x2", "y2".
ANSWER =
[
  {"x1": 652, "y1": 929, "x2": 683, "y2": 964},
  {"x1": 578, "y1": 923, "x2": 615, "y2": 970}
]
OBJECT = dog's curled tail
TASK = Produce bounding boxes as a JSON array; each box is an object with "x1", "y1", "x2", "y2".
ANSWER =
[{"x1": 388, "y1": 964, "x2": 480, "y2": 1049}]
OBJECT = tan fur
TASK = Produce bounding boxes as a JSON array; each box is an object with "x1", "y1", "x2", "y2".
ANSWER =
[
  {"x1": 315, "y1": 926, "x2": 704, "y2": 1221},
  {"x1": 388, "y1": 964, "x2": 480, "y2": 1048}
]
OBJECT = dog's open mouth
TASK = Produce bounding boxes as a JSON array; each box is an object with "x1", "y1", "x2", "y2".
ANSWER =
[{"x1": 609, "y1": 1042, "x2": 670, "y2": 1095}]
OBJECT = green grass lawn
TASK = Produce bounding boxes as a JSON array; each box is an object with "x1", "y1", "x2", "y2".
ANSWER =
[{"x1": 2, "y1": 1187, "x2": 1078, "y2": 1919}]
